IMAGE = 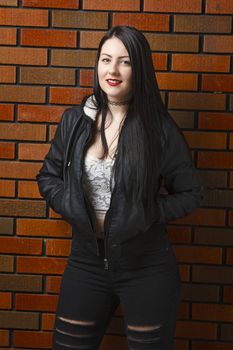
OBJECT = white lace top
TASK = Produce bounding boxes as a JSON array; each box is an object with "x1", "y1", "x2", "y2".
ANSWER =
[{"x1": 82, "y1": 153, "x2": 115, "y2": 236}]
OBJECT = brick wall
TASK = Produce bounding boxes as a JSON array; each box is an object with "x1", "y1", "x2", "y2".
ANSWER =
[{"x1": 0, "y1": 0, "x2": 232, "y2": 349}]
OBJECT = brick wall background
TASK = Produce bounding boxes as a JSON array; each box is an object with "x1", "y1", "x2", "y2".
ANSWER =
[{"x1": 0, "y1": 0, "x2": 233, "y2": 349}]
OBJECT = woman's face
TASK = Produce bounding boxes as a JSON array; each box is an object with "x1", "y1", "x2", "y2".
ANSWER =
[{"x1": 97, "y1": 37, "x2": 133, "y2": 102}]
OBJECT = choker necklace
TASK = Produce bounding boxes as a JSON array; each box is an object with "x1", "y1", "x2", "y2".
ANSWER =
[{"x1": 108, "y1": 99, "x2": 131, "y2": 106}]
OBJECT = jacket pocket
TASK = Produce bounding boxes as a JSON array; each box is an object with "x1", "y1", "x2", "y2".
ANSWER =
[{"x1": 51, "y1": 186, "x2": 65, "y2": 214}]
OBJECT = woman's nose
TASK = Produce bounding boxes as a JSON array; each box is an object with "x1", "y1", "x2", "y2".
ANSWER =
[{"x1": 108, "y1": 62, "x2": 119, "y2": 75}]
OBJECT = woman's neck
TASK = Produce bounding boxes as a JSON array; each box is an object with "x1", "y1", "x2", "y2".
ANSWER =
[{"x1": 107, "y1": 103, "x2": 128, "y2": 124}]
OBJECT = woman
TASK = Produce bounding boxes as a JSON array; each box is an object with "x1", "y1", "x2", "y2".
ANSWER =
[{"x1": 37, "y1": 26, "x2": 202, "y2": 350}]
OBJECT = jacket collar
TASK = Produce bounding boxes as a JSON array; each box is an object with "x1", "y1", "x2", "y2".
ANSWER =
[{"x1": 83, "y1": 95, "x2": 98, "y2": 121}]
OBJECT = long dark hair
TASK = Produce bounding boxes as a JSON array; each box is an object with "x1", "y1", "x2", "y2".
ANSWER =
[{"x1": 84, "y1": 26, "x2": 167, "y2": 205}]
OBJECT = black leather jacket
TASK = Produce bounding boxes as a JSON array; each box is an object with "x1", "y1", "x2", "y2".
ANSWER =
[{"x1": 36, "y1": 100, "x2": 202, "y2": 267}]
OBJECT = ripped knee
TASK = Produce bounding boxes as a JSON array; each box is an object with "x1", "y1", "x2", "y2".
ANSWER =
[
  {"x1": 128, "y1": 324, "x2": 161, "y2": 332},
  {"x1": 58, "y1": 316, "x2": 96, "y2": 326},
  {"x1": 127, "y1": 323, "x2": 162, "y2": 348}
]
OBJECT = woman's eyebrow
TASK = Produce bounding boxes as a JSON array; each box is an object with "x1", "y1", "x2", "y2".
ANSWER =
[{"x1": 100, "y1": 53, "x2": 130, "y2": 58}]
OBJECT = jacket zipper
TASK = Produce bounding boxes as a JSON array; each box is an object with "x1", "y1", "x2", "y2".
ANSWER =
[
  {"x1": 80, "y1": 127, "x2": 100, "y2": 257},
  {"x1": 103, "y1": 179, "x2": 117, "y2": 270}
]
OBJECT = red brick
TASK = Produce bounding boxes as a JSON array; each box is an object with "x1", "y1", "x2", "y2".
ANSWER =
[
  {"x1": 80, "y1": 69, "x2": 94, "y2": 87},
  {"x1": 0, "y1": 180, "x2": 15, "y2": 197},
  {"x1": 20, "y1": 67, "x2": 76, "y2": 85},
  {"x1": 178, "y1": 302, "x2": 189, "y2": 319},
  {"x1": 204, "y1": 35, "x2": 233, "y2": 53},
  {"x1": 17, "y1": 256, "x2": 67, "y2": 274},
  {"x1": 0, "y1": 237, "x2": 42, "y2": 255},
  {"x1": 176, "y1": 208, "x2": 225, "y2": 227},
  {"x1": 198, "y1": 170, "x2": 227, "y2": 188},
  {"x1": 48, "y1": 208, "x2": 62, "y2": 219},
  {"x1": 18, "y1": 143, "x2": 49, "y2": 161},
  {"x1": 0, "y1": 142, "x2": 15, "y2": 159},
  {"x1": 17, "y1": 219, "x2": 71, "y2": 237},
  {"x1": 18, "y1": 105, "x2": 66, "y2": 123},
  {"x1": 0, "y1": 161, "x2": 41, "y2": 180},
  {"x1": 193, "y1": 341, "x2": 233, "y2": 350},
  {"x1": 0, "y1": 66, "x2": 16, "y2": 83},
  {"x1": 23, "y1": 0, "x2": 79, "y2": 8},
  {"x1": 152, "y1": 53, "x2": 168, "y2": 71},
  {"x1": 101, "y1": 335, "x2": 127, "y2": 350},
  {"x1": 167, "y1": 226, "x2": 191, "y2": 244},
  {"x1": 46, "y1": 239, "x2": 71, "y2": 256},
  {"x1": 157, "y1": 72, "x2": 197, "y2": 91},
  {"x1": 83, "y1": 0, "x2": 140, "y2": 11},
  {"x1": 18, "y1": 181, "x2": 41, "y2": 199},
  {"x1": 0, "y1": 292, "x2": 11, "y2": 309},
  {"x1": 0, "y1": 330, "x2": 9, "y2": 346},
  {"x1": 42, "y1": 313, "x2": 55, "y2": 331},
  {"x1": 206, "y1": 0, "x2": 233, "y2": 14},
  {"x1": 0, "y1": 85, "x2": 46, "y2": 103},
  {"x1": 174, "y1": 339, "x2": 188, "y2": 350},
  {"x1": 168, "y1": 111, "x2": 194, "y2": 129},
  {"x1": 0, "y1": 8, "x2": 48, "y2": 26},
  {"x1": 179, "y1": 264, "x2": 190, "y2": 282},
  {"x1": 51, "y1": 49, "x2": 96, "y2": 67},
  {"x1": 174, "y1": 245, "x2": 222, "y2": 264},
  {"x1": 169, "y1": 92, "x2": 226, "y2": 110},
  {"x1": 198, "y1": 151, "x2": 233, "y2": 169},
  {"x1": 174, "y1": 15, "x2": 231, "y2": 33},
  {"x1": 0, "y1": 0, "x2": 17, "y2": 5},
  {"x1": 14, "y1": 331, "x2": 52, "y2": 348},
  {"x1": 46, "y1": 276, "x2": 61, "y2": 293},
  {"x1": 145, "y1": 33, "x2": 199, "y2": 52},
  {"x1": 193, "y1": 266, "x2": 233, "y2": 284},
  {"x1": 0, "y1": 47, "x2": 47, "y2": 65},
  {"x1": 0, "y1": 123, "x2": 46, "y2": 141},
  {"x1": 183, "y1": 131, "x2": 227, "y2": 149},
  {"x1": 112, "y1": 13, "x2": 169, "y2": 31},
  {"x1": 230, "y1": 172, "x2": 233, "y2": 188},
  {"x1": 49, "y1": 124, "x2": 57, "y2": 140},
  {"x1": 52, "y1": 11, "x2": 108, "y2": 29},
  {"x1": 229, "y1": 211, "x2": 233, "y2": 226},
  {"x1": 223, "y1": 287, "x2": 233, "y2": 303},
  {"x1": 144, "y1": 0, "x2": 201, "y2": 12},
  {"x1": 221, "y1": 324, "x2": 233, "y2": 342},
  {"x1": 176, "y1": 321, "x2": 217, "y2": 339},
  {"x1": 0, "y1": 198, "x2": 45, "y2": 217},
  {"x1": 182, "y1": 284, "x2": 220, "y2": 302},
  {"x1": 202, "y1": 74, "x2": 233, "y2": 92},
  {"x1": 0, "y1": 28, "x2": 17, "y2": 45},
  {"x1": 50, "y1": 87, "x2": 92, "y2": 105},
  {"x1": 198, "y1": 112, "x2": 233, "y2": 130},
  {"x1": 80, "y1": 31, "x2": 105, "y2": 49},
  {"x1": 227, "y1": 248, "x2": 233, "y2": 264},
  {"x1": 0, "y1": 104, "x2": 14, "y2": 121},
  {"x1": 0, "y1": 256, "x2": 14, "y2": 272},
  {"x1": 193, "y1": 303, "x2": 233, "y2": 322},
  {"x1": 16, "y1": 294, "x2": 58, "y2": 311},
  {"x1": 172, "y1": 54, "x2": 230, "y2": 72},
  {"x1": 230, "y1": 134, "x2": 233, "y2": 149},
  {"x1": 194, "y1": 227, "x2": 233, "y2": 246},
  {"x1": 21, "y1": 29, "x2": 77, "y2": 48}
]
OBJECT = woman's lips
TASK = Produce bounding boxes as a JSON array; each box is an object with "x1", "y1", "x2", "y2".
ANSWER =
[{"x1": 106, "y1": 79, "x2": 122, "y2": 86}]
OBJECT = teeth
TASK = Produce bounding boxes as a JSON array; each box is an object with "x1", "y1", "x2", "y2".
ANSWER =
[{"x1": 107, "y1": 79, "x2": 120, "y2": 82}]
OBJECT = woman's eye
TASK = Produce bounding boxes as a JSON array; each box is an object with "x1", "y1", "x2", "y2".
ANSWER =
[
  {"x1": 102, "y1": 58, "x2": 110, "y2": 63},
  {"x1": 121, "y1": 60, "x2": 131, "y2": 65}
]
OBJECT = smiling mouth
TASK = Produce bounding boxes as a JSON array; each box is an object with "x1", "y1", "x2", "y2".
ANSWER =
[{"x1": 106, "y1": 79, "x2": 122, "y2": 86}]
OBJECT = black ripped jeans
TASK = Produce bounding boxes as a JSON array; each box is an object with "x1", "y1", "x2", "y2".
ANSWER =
[{"x1": 52, "y1": 235, "x2": 181, "y2": 350}]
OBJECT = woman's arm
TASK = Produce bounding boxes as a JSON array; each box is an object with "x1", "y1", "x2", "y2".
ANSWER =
[
  {"x1": 36, "y1": 112, "x2": 67, "y2": 214},
  {"x1": 157, "y1": 116, "x2": 203, "y2": 224}
]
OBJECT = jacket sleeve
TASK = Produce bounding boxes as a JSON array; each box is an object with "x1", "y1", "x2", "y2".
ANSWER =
[
  {"x1": 157, "y1": 116, "x2": 203, "y2": 224},
  {"x1": 36, "y1": 112, "x2": 67, "y2": 214}
]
